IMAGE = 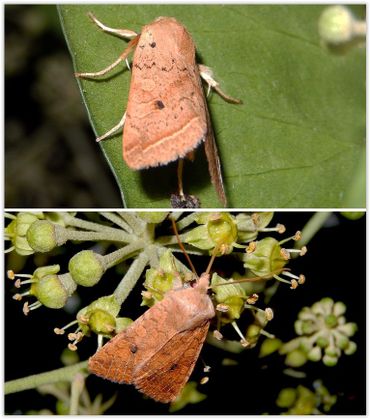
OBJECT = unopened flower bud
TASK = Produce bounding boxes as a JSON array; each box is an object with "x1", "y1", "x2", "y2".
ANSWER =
[
  {"x1": 69, "y1": 250, "x2": 105, "y2": 287},
  {"x1": 26, "y1": 220, "x2": 65, "y2": 253}
]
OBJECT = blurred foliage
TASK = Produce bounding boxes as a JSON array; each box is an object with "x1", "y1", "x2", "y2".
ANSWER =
[{"x1": 5, "y1": 5, "x2": 121, "y2": 207}]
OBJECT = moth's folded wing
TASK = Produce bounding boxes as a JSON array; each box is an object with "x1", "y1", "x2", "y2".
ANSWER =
[
  {"x1": 88, "y1": 331, "x2": 137, "y2": 384},
  {"x1": 88, "y1": 293, "x2": 190, "y2": 384},
  {"x1": 204, "y1": 105, "x2": 227, "y2": 207},
  {"x1": 123, "y1": 58, "x2": 208, "y2": 169},
  {"x1": 133, "y1": 320, "x2": 210, "y2": 403}
]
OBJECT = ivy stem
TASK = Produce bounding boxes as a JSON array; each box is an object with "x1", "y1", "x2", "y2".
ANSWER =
[
  {"x1": 62, "y1": 229, "x2": 132, "y2": 243},
  {"x1": 62, "y1": 213, "x2": 126, "y2": 234},
  {"x1": 119, "y1": 213, "x2": 145, "y2": 233},
  {"x1": 4, "y1": 361, "x2": 88, "y2": 395},
  {"x1": 295, "y1": 212, "x2": 331, "y2": 249},
  {"x1": 69, "y1": 372, "x2": 85, "y2": 415},
  {"x1": 113, "y1": 251, "x2": 149, "y2": 306},
  {"x1": 103, "y1": 240, "x2": 145, "y2": 269},
  {"x1": 100, "y1": 212, "x2": 133, "y2": 233},
  {"x1": 175, "y1": 212, "x2": 197, "y2": 231}
]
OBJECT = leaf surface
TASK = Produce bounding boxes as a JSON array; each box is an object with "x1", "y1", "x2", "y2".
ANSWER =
[{"x1": 59, "y1": 5, "x2": 365, "y2": 208}]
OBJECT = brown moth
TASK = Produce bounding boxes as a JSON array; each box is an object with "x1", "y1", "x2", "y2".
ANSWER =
[
  {"x1": 75, "y1": 14, "x2": 241, "y2": 207},
  {"x1": 88, "y1": 272, "x2": 214, "y2": 403}
]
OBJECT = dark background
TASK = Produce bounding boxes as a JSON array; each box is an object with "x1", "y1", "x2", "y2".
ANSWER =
[
  {"x1": 5, "y1": 5, "x2": 121, "y2": 208},
  {"x1": 4, "y1": 212, "x2": 366, "y2": 414}
]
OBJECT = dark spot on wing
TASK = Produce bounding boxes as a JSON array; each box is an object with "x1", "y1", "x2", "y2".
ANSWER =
[
  {"x1": 149, "y1": 42, "x2": 156, "y2": 48},
  {"x1": 155, "y1": 100, "x2": 165, "y2": 110},
  {"x1": 130, "y1": 344, "x2": 138, "y2": 354}
]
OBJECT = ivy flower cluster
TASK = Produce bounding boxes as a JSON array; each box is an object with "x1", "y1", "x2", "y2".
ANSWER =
[{"x1": 6, "y1": 211, "x2": 307, "y2": 351}]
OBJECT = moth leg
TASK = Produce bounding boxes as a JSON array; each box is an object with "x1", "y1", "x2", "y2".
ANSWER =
[
  {"x1": 75, "y1": 36, "x2": 139, "y2": 78},
  {"x1": 198, "y1": 64, "x2": 242, "y2": 104},
  {"x1": 177, "y1": 159, "x2": 185, "y2": 199},
  {"x1": 96, "y1": 112, "x2": 126, "y2": 142},
  {"x1": 87, "y1": 12, "x2": 138, "y2": 40}
]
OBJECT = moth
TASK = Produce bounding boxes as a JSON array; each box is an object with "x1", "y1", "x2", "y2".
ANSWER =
[
  {"x1": 75, "y1": 13, "x2": 241, "y2": 207},
  {"x1": 88, "y1": 271, "x2": 214, "y2": 403}
]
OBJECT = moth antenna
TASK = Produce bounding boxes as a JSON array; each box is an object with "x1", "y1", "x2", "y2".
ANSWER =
[
  {"x1": 204, "y1": 247, "x2": 219, "y2": 276},
  {"x1": 211, "y1": 268, "x2": 288, "y2": 287},
  {"x1": 171, "y1": 218, "x2": 198, "y2": 278}
]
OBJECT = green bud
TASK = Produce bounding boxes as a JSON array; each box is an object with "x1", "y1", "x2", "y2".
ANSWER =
[
  {"x1": 320, "y1": 297, "x2": 334, "y2": 314},
  {"x1": 137, "y1": 212, "x2": 168, "y2": 223},
  {"x1": 285, "y1": 349, "x2": 308, "y2": 368},
  {"x1": 344, "y1": 341, "x2": 357, "y2": 355},
  {"x1": 5, "y1": 212, "x2": 44, "y2": 255},
  {"x1": 60, "y1": 347, "x2": 80, "y2": 366},
  {"x1": 325, "y1": 314, "x2": 338, "y2": 328},
  {"x1": 246, "y1": 324, "x2": 262, "y2": 342},
  {"x1": 335, "y1": 333, "x2": 349, "y2": 350},
  {"x1": 69, "y1": 250, "x2": 105, "y2": 287},
  {"x1": 341, "y1": 212, "x2": 365, "y2": 221},
  {"x1": 307, "y1": 346, "x2": 322, "y2": 362},
  {"x1": 16, "y1": 213, "x2": 44, "y2": 235},
  {"x1": 26, "y1": 220, "x2": 58, "y2": 253},
  {"x1": 294, "y1": 320, "x2": 304, "y2": 335},
  {"x1": 30, "y1": 274, "x2": 68, "y2": 309},
  {"x1": 333, "y1": 301, "x2": 346, "y2": 317},
  {"x1": 259, "y1": 338, "x2": 282, "y2": 358},
  {"x1": 56, "y1": 400, "x2": 70, "y2": 415},
  {"x1": 301, "y1": 320, "x2": 316, "y2": 335},
  {"x1": 299, "y1": 337, "x2": 313, "y2": 352},
  {"x1": 338, "y1": 322, "x2": 358, "y2": 337},
  {"x1": 276, "y1": 388, "x2": 296, "y2": 408},
  {"x1": 316, "y1": 336, "x2": 329, "y2": 348},
  {"x1": 243, "y1": 237, "x2": 287, "y2": 278},
  {"x1": 325, "y1": 345, "x2": 340, "y2": 358},
  {"x1": 318, "y1": 6, "x2": 354, "y2": 45},
  {"x1": 279, "y1": 337, "x2": 301, "y2": 354},
  {"x1": 323, "y1": 354, "x2": 338, "y2": 367}
]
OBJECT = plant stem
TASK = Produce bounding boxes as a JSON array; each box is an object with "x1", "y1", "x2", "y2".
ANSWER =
[
  {"x1": 103, "y1": 240, "x2": 145, "y2": 269},
  {"x1": 100, "y1": 212, "x2": 133, "y2": 232},
  {"x1": 69, "y1": 372, "x2": 85, "y2": 415},
  {"x1": 296, "y1": 212, "x2": 331, "y2": 248},
  {"x1": 62, "y1": 213, "x2": 122, "y2": 233},
  {"x1": 64, "y1": 229, "x2": 131, "y2": 243},
  {"x1": 119, "y1": 213, "x2": 145, "y2": 233},
  {"x1": 113, "y1": 251, "x2": 149, "y2": 305},
  {"x1": 4, "y1": 361, "x2": 88, "y2": 395}
]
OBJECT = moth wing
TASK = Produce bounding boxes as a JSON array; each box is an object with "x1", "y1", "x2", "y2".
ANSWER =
[
  {"x1": 88, "y1": 328, "x2": 137, "y2": 384},
  {"x1": 133, "y1": 320, "x2": 210, "y2": 403},
  {"x1": 123, "y1": 48, "x2": 207, "y2": 169},
  {"x1": 203, "y1": 105, "x2": 227, "y2": 206},
  {"x1": 88, "y1": 290, "x2": 195, "y2": 384}
]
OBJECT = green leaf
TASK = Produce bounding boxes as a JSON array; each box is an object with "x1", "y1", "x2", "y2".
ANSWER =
[{"x1": 59, "y1": 5, "x2": 365, "y2": 208}]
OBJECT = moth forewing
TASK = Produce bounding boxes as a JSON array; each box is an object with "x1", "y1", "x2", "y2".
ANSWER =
[{"x1": 123, "y1": 17, "x2": 208, "y2": 170}]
